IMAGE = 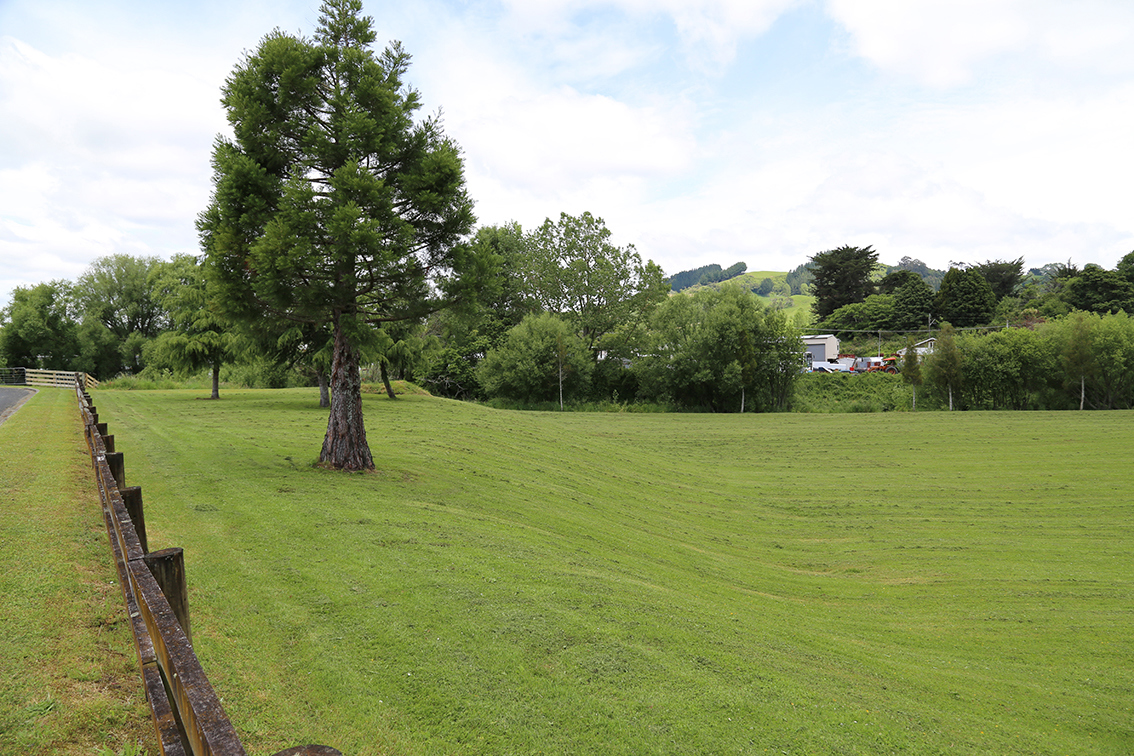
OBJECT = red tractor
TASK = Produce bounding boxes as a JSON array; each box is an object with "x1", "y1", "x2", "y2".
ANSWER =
[{"x1": 850, "y1": 355, "x2": 900, "y2": 374}]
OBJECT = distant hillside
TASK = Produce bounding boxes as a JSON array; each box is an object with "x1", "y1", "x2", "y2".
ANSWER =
[
  {"x1": 667, "y1": 262, "x2": 747, "y2": 291},
  {"x1": 667, "y1": 261, "x2": 814, "y2": 296}
]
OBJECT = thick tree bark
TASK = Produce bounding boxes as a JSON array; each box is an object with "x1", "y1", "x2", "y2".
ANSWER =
[
  {"x1": 317, "y1": 369, "x2": 330, "y2": 408},
  {"x1": 211, "y1": 361, "x2": 220, "y2": 400},
  {"x1": 320, "y1": 321, "x2": 374, "y2": 471}
]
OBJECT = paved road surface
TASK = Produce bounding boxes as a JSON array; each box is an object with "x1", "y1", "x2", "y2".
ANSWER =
[{"x1": 0, "y1": 386, "x2": 35, "y2": 425}]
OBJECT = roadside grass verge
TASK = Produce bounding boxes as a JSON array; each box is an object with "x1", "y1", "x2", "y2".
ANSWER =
[
  {"x1": 92, "y1": 389, "x2": 1133, "y2": 755},
  {"x1": 0, "y1": 389, "x2": 154, "y2": 755}
]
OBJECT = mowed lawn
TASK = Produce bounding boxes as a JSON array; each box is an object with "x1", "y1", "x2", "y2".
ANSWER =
[
  {"x1": 91, "y1": 389, "x2": 1132, "y2": 755},
  {"x1": 0, "y1": 389, "x2": 154, "y2": 755}
]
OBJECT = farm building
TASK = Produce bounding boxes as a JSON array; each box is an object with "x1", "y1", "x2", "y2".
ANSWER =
[
  {"x1": 801, "y1": 334, "x2": 840, "y2": 364},
  {"x1": 895, "y1": 337, "x2": 936, "y2": 357}
]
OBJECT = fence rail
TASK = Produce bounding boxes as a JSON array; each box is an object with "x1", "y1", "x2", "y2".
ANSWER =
[
  {"x1": 75, "y1": 379, "x2": 339, "y2": 756},
  {"x1": 3, "y1": 367, "x2": 98, "y2": 389}
]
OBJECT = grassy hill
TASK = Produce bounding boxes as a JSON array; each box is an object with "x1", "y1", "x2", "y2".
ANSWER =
[
  {"x1": 677, "y1": 269, "x2": 817, "y2": 326},
  {"x1": 88, "y1": 389, "x2": 1132, "y2": 755}
]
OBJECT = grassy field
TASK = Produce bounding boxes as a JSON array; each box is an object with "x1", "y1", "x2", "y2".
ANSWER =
[
  {"x1": 0, "y1": 389, "x2": 154, "y2": 755},
  {"x1": 85, "y1": 388, "x2": 1132, "y2": 755}
]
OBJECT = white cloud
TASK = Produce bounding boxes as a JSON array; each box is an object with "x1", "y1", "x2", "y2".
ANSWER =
[
  {"x1": 499, "y1": 0, "x2": 801, "y2": 72},
  {"x1": 826, "y1": 0, "x2": 1134, "y2": 88},
  {"x1": 3, "y1": 0, "x2": 1134, "y2": 306}
]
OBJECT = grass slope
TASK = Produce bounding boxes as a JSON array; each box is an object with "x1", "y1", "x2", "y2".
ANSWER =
[
  {"x1": 0, "y1": 389, "x2": 154, "y2": 755},
  {"x1": 92, "y1": 389, "x2": 1132, "y2": 755}
]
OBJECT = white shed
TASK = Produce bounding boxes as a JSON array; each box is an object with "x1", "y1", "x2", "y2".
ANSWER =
[
  {"x1": 895, "y1": 338, "x2": 937, "y2": 357},
  {"x1": 802, "y1": 334, "x2": 840, "y2": 364}
]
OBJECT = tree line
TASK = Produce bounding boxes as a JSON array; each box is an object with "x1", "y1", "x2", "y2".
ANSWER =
[
  {"x1": 809, "y1": 245, "x2": 1134, "y2": 335},
  {"x1": 909, "y1": 314, "x2": 1134, "y2": 411},
  {"x1": 2, "y1": 1, "x2": 1130, "y2": 472}
]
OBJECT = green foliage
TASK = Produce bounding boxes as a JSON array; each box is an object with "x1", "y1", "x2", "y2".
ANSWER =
[
  {"x1": 524, "y1": 211, "x2": 668, "y2": 355},
  {"x1": 793, "y1": 371, "x2": 913, "y2": 412},
  {"x1": 200, "y1": 0, "x2": 488, "y2": 469},
  {"x1": 908, "y1": 312, "x2": 1134, "y2": 411},
  {"x1": 478, "y1": 312, "x2": 593, "y2": 405},
  {"x1": 145, "y1": 254, "x2": 241, "y2": 398},
  {"x1": 696, "y1": 261, "x2": 747, "y2": 285},
  {"x1": 900, "y1": 336, "x2": 923, "y2": 410},
  {"x1": 419, "y1": 224, "x2": 536, "y2": 400},
  {"x1": 73, "y1": 254, "x2": 168, "y2": 377},
  {"x1": 1046, "y1": 311, "x2": 1134, "y2": 410},
  {"x1": 955, "y1": 327, "x2": 1056, "y2": 410},
  {"x1": 0, "y1": 282, "x2": 79, "y2": 369},
  {"x1": 810, "y1": 245, "x2": 878, "y2": 319},
  {"x1": 935, "y1": 267, "x2": 996, "y2": 327},
  {"x1": 891, "y1": 274, "x2": 935, "y2": 330},
  {"x1": 1063, "y1": 264, "x2": 1134, "y2": 314},
  {"x1": 785, "y1": 262, "x2": 814, "y2": 295},
  {"x1": 1116, "y1": 250, "x2": 1134, "y2": 285},
  {"x1": 877, "y1": 269, "x2": 920, "y2": 295},
  {"x1": 667, "y1": 264, "x2": 721, "y2": 291},
  {"x1": 74, "y1": 254, "x2": 167, "y2": 339},
  {"x1": 972, "y1": 257, "x2": 1024, "y2": 301},
  {"x1": 818, "y1": 272, "x2": 945, "y2": 334},
  {"x1": 925, "y1": 322, "x2": 963, "y2": 409},
  {"x1": 890, "y1": 256, "x2": 944, "y2": 291},
  {"x1": 819, "y1": 293, "x2": 895, "y2": 333},
  {"x1": 635, "y1": 285, "x2": 801, "y2": 412}
]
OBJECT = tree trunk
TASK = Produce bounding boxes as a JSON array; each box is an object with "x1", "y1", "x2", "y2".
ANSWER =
[
  {"x1": 380, "y1": 361, "x2": 397, "y2": 400},
  {"x1": 320, "y1": 320, "x2": 374, "y2": 471},
  {"x1": 211, "y1": 361, "x2": 220, "y2": 400},
  {"x1": 317, "y1": 369, "x2": 330, "y2": 408},
  {"x1": 1080, "y1": 374, "x2": 1085, "y2": 411},
  {"x1": 911, "y1": 384, "x2": 916, "y2": 411},
  {"x1": 948, "y1": 384, "x2": 953, "y2": 411}
]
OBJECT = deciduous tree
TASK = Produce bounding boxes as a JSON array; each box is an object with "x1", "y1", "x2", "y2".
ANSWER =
[
  {"x1": 478, "y1": 313, "x2": 592, "y2": 405},
  {"x1": 635, "y1": 285, "x2": 801, "y2": 412},
  {"x1": 73, "y1": 254, "x2": 168, "y2": 376},
  {"x1": 1063, "y1": 264, "x2": 1134, "y2": 314},
  {"x1": 0, "y1": 282, "x2": 79, "y2": 370},
  {"x1": 524, "y1": 212, "x2": 668, "y2": 357},
  {"x1": 925, "y1": 323, "x2": 963, "y2": 410},
  {"x1": 900, "y1": 336, "x2": 923, "y2": 410},
  {"x1": 1059, "y1": 311, "x2": 1095, "y2": 410}
]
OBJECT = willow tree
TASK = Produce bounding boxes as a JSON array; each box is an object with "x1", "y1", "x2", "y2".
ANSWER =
[{"x1": 199, "y1": 0, "x2": 486, "y2": 470}]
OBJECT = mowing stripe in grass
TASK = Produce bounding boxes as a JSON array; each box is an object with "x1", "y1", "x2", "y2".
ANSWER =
[
  {"x1": 0, "y1": 388, "x2": 154, "y2": 755},
  {"x1": 93, "y1": 388, "x2": 1134, "y2": 755}
]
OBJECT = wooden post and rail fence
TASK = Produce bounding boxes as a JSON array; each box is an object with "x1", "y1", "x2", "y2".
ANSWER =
[
  {"x1": 74, "y1": 378, "x2": 341, "y2": 756},
  {"x1": 0, "y1": 366, "x2": 100, "y2": 390}
]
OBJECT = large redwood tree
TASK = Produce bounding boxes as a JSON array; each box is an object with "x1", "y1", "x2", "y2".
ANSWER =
[{"x1": 199, "y1": 0, "x2": 487, "y2": 470}]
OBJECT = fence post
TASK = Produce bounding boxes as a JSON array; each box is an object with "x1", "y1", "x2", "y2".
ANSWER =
[
  {"x1": 144, "y1": 548, "x2": 191, "y2": 645},
  {"x1": 106, "y1": 452, "x2": 125, "y2": 490},
  {"x1": 120, "y1": 486, "x2": 149, "y2": 554}
]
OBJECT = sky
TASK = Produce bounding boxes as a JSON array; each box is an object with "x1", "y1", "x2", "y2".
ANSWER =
[{"x1": 3, "y1": 0, "x2": 1134, "y2": 307}]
